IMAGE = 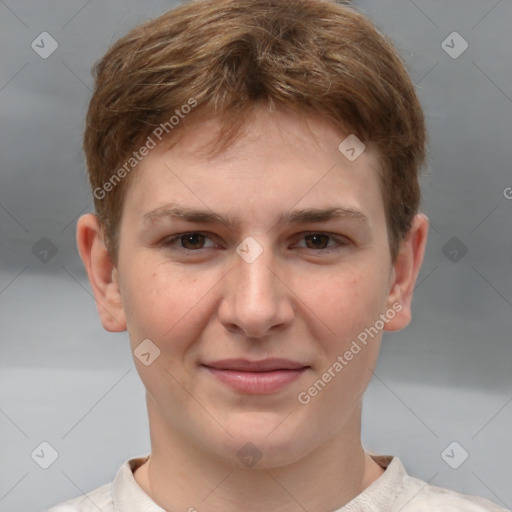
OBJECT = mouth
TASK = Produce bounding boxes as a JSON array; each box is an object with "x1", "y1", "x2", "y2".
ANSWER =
[{"x1": 201, "y1": 358, "x2": 310, "y2": 394}]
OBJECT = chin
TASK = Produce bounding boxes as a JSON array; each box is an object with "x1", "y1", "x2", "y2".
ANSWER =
[{"x1": 208, "y1": 411, "x2": 317, "y2": 469}]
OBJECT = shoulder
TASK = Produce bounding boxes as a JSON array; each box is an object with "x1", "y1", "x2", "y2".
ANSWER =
[
  {"x1": 46, "y1": 482, "x2": 113, "y2": 512},
  {"x1": 397, "y1": 472, "x2": 509, "y2": 511},
  {"x1": 366, "y1": 456, "x2": 509, "y2": 512},
  {"x1": 45, "y1": 455, "x2": 150, "y2": 512}
]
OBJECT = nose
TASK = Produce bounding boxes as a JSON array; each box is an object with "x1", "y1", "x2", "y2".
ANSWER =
[{"x1": 217, "y1": 242, "x2": 295, "y2": 339}]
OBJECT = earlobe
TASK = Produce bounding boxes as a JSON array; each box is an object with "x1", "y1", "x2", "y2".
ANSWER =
[
  {"x1": 76, "y1": 213, "x2": 127, "y2": 332},
  {"x1": 384, "y1": 213, "x2": 429, "y2": 332}
]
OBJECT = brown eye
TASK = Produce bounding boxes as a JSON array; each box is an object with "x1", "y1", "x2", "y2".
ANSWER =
[
  {"x1": 179, "y1": 233, "x2": 206, "y2": 250},
  {"x1": 304, "y1": 234, "x2": 331, "y2": 250},
  {"x1": 162, "y1": 232, "x2": 216, "y2": 252},
  {"x1": 293, "y1": 232, "x2": 349, "y2": 252}
]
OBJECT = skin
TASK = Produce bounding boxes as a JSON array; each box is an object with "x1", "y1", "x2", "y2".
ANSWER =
[{"x1": 77, "y1": 107, "x2": 428, "y2": 511}]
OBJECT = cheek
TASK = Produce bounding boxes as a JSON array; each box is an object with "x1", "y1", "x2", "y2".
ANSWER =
[
  {"x1": 308, "y1": 266, "x2": 385, "y2": 342},
  {"x1": 301, "y1": 269, "x2": 384, "y2": 410},
  {"x1": 119, "y1": 265, "x2": 208, "y2": 398},
  {"x1": 120, "y1": 262, "x2": 212, "y2": 352}
]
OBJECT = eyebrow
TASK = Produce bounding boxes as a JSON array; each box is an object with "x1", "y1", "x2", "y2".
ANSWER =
[{"x1": 142, "y1": 202, "x2": 369, "y2": 230}]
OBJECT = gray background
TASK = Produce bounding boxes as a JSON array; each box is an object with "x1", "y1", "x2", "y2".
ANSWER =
[{"x1": 0, "y1": 0, "x2": 511, "y2": 510}]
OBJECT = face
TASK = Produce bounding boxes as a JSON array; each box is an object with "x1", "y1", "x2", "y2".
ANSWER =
[{"x1": 106, "y1": 108, "x2": 410, "y2": 467}]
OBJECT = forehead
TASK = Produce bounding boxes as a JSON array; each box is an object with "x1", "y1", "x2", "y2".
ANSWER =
[{"x1": 122, "y1": 107, "x2": 385, "y2": 229}]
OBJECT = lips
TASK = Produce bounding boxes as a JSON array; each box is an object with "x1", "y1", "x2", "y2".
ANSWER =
[
  {"x1": 201, "y1": 358, "x2": 310, "y2": 394},
  {"x1": 203, "y1": 358, "x2": 309, "y2": 372}
]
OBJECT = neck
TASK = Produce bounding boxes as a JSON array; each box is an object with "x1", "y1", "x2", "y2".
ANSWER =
[{"x1": 134, "y1": 398, "x2": 384, "y2": 512}]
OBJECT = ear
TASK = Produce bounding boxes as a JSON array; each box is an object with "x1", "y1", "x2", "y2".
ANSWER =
[
  {"x1": 384, "y1": 213, "x2": 429, "y2": 331},
  {"x1": 76, "y1": 213, "x2": 126, "y2": 332}
]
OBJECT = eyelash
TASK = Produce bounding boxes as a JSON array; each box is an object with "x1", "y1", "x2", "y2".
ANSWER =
[{"x1": 161, "y1": 232, "x2": 349, "y2": 254}]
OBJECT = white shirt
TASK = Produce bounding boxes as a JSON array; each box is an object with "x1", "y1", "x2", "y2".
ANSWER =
[{"x1": 47, "y1": 454, "x2": 509, "y2": 511}]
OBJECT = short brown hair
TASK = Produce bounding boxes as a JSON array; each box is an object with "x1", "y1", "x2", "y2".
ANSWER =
[{"x1": 83, "y1": 0, "x2": 427, "y2": 264}]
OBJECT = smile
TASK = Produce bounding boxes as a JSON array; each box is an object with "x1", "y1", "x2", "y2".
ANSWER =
[{"x1": 201, "y1": 358, "x2": 310, "y2": 394}]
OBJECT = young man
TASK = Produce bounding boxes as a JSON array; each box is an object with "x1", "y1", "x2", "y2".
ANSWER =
[{"x1": 49, "y1": 0, "x2": 507, "y2": 510}]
